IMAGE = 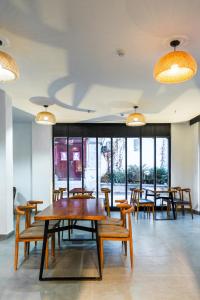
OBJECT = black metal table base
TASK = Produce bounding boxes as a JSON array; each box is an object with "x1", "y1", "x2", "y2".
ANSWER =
[{"x1": 39, "y1": 220, "x2": 102, "y2": 281}]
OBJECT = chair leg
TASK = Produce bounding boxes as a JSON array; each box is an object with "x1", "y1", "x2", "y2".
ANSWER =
[
  {"x1": 99, "y1": 238, "x2": 104, "y2": 269},
  {"x1": 14, "y1": 241, "x2": 19, "y2": 271},
  {"x1": 35, "y1": 241, "x2": 37, "y2": 248},
  {"x1": 129, "y1": 238, "x2": 134, "y2": 270},
  {"x1": 137, "y1": 206, "x2": 139, "y2": 220},
  {"x1": 190, "y1": 204, "x2": 194, "y2": 219},
  {"x1": 152, "y1": 205, "x2": 155, "y2": 220}
]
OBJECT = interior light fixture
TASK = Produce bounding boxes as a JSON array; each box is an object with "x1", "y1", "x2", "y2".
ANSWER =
[
  {"x1": 126, "y1": 106, "x2": 146, "y2": 126},
  {"x1": 154, "y1": 40, "x2": 197, "y2": 84},
  {"x1": 35, "y1": 105, "x2": 56, "y2": 125},
  {"x1": 0, "y1": 42, "x2": 19, "y2": 81}
]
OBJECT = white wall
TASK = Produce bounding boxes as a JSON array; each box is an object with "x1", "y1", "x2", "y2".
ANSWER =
[
  {"x1": 32, "y1": 123, "x2": 52, "y2": 209},
  {"x1": 171, "y1": 122, "x2": 200, "y2": 211},
  {"x1": 0, "y1": 90, "x2": 14, "y2": 235},
  {"x1": 13, "y1": 122, "x2": 52, "y2": 210},
  {"x1": 13, "y1": 123, "x2": 32, "y2": 205}
]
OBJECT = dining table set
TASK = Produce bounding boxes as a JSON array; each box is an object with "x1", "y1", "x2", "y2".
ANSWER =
[
  {"x1": 35, "y1": 188, "x2": 106, "y2": 281},
  {"x1": 35, "y1": 186, "x2": 178, "y2": 281}
]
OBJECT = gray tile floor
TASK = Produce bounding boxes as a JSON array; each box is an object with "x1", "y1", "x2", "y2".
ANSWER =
[{"x1": 1, "y1": 212, "x2": 200, "y2": 300}]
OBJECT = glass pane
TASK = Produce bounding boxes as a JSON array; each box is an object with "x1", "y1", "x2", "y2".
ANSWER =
[
  {"x1": 127, "y1": 138, "x2": 140, "y2": 199},
  {"x1": 83, "y1": 138, "x2": 96, "y2": 196},
  {"x1": 156, "y1": 138, "x2": 169, "y2": 189},
  {"x1": 54, "y1": 138, "x2": 67, "y2": 193},
  {"x1": 98, "y1": 138, "x2": 111, "y2": 204},
  {"x1": 68, "y1": 137, "x2": 82, "y2": 190},
  {"x1": 113, "y1": 138, "x2": 126, "y2": 204},
  {"x1": 142, "y1": 138, "x2": 154, "y2": 189}
]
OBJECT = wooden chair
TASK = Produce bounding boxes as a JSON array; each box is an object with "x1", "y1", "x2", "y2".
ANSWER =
[
  {"x1": 27, "y1": 200, "x2": 61, "y2": 247},
  {"x1": 101, "y1": 188, "x2": 111, "y2": 217},
  {"x1": 175, "y1": 188, "x2": 193, "y2": 219},
  {"x1": 131, "y1": 188, "x2": 154, "y2": 219},
  {"x1": 53, "y1": 190, "x2": 61, "y2": 202},
  {"x1": 98, "y1": 205, "x2": 134, "y2": 269},
  {"x1": 14, "y1": 205, "x2": 55, "y2": 271}
]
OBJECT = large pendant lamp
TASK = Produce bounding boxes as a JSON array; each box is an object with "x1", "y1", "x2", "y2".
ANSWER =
[
  {"x1": 0, "y1": 50, "x2": 19, "y2": 81},
  {"x1": 126, "y1": 106, "x2": 146, "y2": 126},
  {"x1": 35, "y1": 105, "x2": 56, "y2": 125},
  {"x1": 154, "y1": 40, "x2": 197, "y2": 84}
]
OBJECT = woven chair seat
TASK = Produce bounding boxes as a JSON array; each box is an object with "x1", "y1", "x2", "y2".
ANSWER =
[
  {"x1": 174, "y1": 200, "x2": 190, "y2": 205},
  {"x1": 139, "y1": 199, "x2": 154, "y2": 204},
  {"x1": 99, "y1": 225, "x2": 129, "y2": 238},
  {"x1": 19, "y1": 226, "x2": 50, "y2": 239},
  {"x1": 98, "y1": 217, "x2": 123, "y2": 226}
]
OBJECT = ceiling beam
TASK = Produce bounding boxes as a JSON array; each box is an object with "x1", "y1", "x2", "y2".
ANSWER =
[{"x1": 190, "y1": 115, "x2": 200, "y2": 125}]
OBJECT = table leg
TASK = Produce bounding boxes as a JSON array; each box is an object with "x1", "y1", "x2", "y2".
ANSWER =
[
  {"x1": 95, "y1": 221, "x2": 102, "y2": 280},
  {"x1": 39, "y1": 220, "x2": 49, "y2": 281}
]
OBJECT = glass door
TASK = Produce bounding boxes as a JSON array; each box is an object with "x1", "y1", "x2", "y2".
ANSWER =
[
  {"x1": 83, "y1": 138, "x2": 97, "y2": 196},
  {"x1": 127, "y1": 137, "x2": 140, "y2": 200},
  {"x1": 142, "y1": 138, "x2": 155, "y2": 190},
  {"x1": 68, "y1": 137, "x2": 83, "y2": 190},
  {"x1": 156, "y1": 138, "x2": 169, "y2": 189},
  {"x1": 98, "y1": 138, "x2": 111, "y2": 205},
  {"x1": 113, "y1": 138, "x2": 126, "y2": 205}
]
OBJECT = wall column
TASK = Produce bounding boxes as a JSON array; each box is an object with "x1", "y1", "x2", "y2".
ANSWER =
[
  {"x1": 0, "y1": 89, "x2": 14, "y2": 236},
  {"x1": 32, "y1": 123, "x2": 52, "y2": 209}
]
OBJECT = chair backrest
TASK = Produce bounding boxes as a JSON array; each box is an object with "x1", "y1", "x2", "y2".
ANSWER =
[
  {"x1": 121, "y1": 206, "x2": 134, "y2": 237},
  {"x1": 101, "y1": 188, "x2": 111, "y2": 217},
  {"x1": 27, "y1": 200, "x2": 43, "y2": 215},
  {"x1": 131, "y1": 189, "x2": 144, "y2": 205},
  {"x1": 116, "y1": 203, "x2": 131, "y2": 227},
  {"x1": 69, "y1": 194, "x2": 95, "y2": 199},
  {"x1": 171, "y1": 186, "x2": 182, "y2": 200},
  {"x1": 53, "y1": 190, "x2": 60, "y2": 202},
  {"x1": 181, "y1": 188, "x2": 192, "y2": 203},
  {"x1": 15, "y1": 205, "x2": 35, "y2": 239},
  {"x1": 59, "y1": 187, "x2": 67, "y2": 198}
]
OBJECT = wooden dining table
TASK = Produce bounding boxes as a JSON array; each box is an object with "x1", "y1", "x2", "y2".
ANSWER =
[{"x1": 35, "y1": 197, "x2": 106, "y2": 281}]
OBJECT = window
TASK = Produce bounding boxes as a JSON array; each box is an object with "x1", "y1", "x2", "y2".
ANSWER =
[
  {"x1": 53, "y1": 125, "x2": 170, "y2": 208},
  {"x1": 156, "y1": 138, "x2": 169, "y2": 189},
  {"x1": 54, "y1": 138, "x2": 67, "y2": 190},
  {"x1": 113, "y1": 138, "x2": 126, "y2": 204},
  {"x1": 83, "y1": 138, "x2": 97, "y2": 195}
]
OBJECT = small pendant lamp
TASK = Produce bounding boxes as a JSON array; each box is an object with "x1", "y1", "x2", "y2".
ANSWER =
[
  {"x1": 154, "y1": 40, "x2": 197, "y2": 84},
  {"x1": 35, "y1": 105, "x2": 56, "y2": 125},
  {"x1": 0, "y1": 50, "x2": 19, "y2": 81},
  {"x1": 126, "y1": 106, "x2": 146, "y2": 126}
]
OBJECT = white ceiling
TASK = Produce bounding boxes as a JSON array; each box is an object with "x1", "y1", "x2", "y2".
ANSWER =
[{"x1": 1, "y1": 0, "x2": 200, "y2": 123}]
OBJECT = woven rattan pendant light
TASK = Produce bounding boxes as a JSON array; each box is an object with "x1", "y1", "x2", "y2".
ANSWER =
[
  {"x1": 126, "y1": 106, "x2": 146, "y2": 126},
  {"x1": 154, "y1": 40, "x2": 197, "y2": 84},
  {"x1": 35, "y1": 105, "x2": 56, "y2": 125},
  {"x1": 0, "y1": 50, "x2": 19, "y2": 81}
]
